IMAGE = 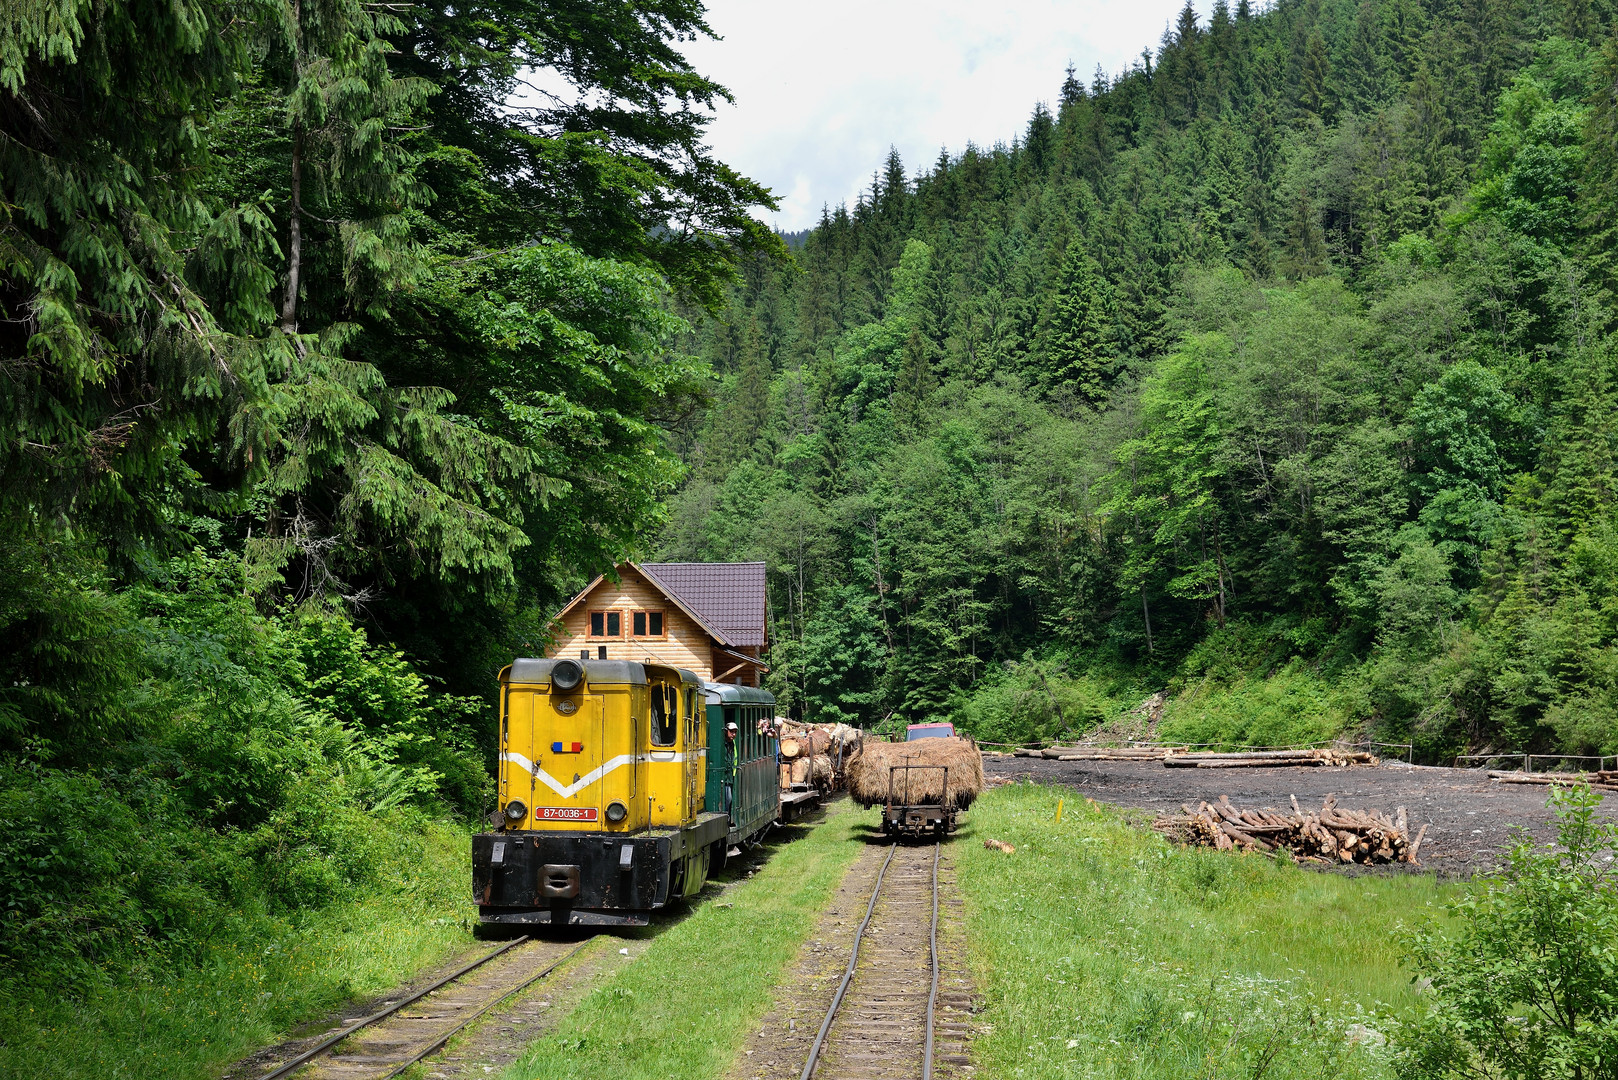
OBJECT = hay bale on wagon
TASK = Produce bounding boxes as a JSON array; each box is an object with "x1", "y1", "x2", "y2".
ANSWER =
[{"x1": 846, "y1": 737, "x2": 983, "y2": 810}]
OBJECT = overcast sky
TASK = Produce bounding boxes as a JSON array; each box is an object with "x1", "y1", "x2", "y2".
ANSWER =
[{"x1": 680, "y1": 1, "x2": 1209, "y2": 232}]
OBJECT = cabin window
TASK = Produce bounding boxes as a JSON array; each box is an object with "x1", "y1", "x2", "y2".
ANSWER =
[
  {"x1": 631, "y1": 610, "x2": 664, "y2": 637},
  {"x1": 651, "y1": 685, "x2": 676, "y2": 747},
  {"x1": 589, "y1": 610, "x2": 622, "y2": 638},
  {"x1": 590, "y1": 611, "x2": 602, "y2": 636}
]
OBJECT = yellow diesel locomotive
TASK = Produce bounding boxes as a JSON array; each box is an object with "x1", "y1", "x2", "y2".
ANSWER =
[{"x1": 471, "y1": 657, "x2": 777, "y2": 927}]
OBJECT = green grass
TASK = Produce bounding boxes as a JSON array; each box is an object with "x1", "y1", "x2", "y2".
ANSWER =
[
  {"x1": 496, "y1": 798, "x2": 869, "y2": 1080},
  {"x1": 957, "y1": 783, "x2": 1456, "y2": 1080},
  {"x1": 0, "y1": 818, "x2": 477, "y2": 1080}
]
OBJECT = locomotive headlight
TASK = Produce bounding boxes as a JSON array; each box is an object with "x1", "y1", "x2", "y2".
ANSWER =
[
  {"x1": 551, "y1": 659, "x2": 584, "y2": 692},
  {"x1": 504, "y1": 800, "x2": 527, "y2": 823},
  {"x1": 605, "y1": 801, "x2": 628, "y2": 823}
]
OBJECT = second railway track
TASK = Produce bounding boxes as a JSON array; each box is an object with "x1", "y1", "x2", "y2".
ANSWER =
[
  {"x1": 250, "y1": 934, "x2": 592, "y2": 1080},
  {"x1": 800, "y1": 840, "x2": 955, "y2": 1080}
]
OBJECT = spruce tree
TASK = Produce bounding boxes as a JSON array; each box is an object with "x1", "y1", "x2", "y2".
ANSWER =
[
  {"x1": 0, "y1": 0, "x2": 275, "y2": 552},
  {"x1": 269, "y1": 0, "x2": 435, "y2": 334},
  {"x1": 1061, "y1": 63, "x2": 1086, "y2": 108},
  {"x1": 1282, "y1": 192, "x2": 1329, "y2": 277},
  {"x1": 1298, "y1": 30, "x2": 1335, "y2": 119},
  {"x1": 1040, "y1": 247, "x2": 1115, "y2": 403},
  {"x1": 1584, "y1": 30, "x2": 1618, "y2": 316}
]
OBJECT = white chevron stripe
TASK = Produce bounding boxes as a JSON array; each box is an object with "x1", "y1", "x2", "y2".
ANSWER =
[
  {"x1": 500, "y1": 746, "x2": 712, "y2": 802},
  {"x1": 500, "y1": 750, "x2": 537, "y2": 775}
]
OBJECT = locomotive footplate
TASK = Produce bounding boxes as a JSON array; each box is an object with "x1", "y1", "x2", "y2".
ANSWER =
[{"x1": 472, "y1": 813, "x2": 727, "y2": 927}]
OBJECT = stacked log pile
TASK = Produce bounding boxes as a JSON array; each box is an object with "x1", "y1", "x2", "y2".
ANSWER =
[
  {"x1": 778, "y1": 721, "x2": 860, "y2": 792},
  {"x1": 1163, "y1": 748, "x2": 1378, "y2": 769},
  {"x1": 1153, "y1": 794, "x2": 1426, "y2": 864},
  {"x1": 1488, "y1": 770, "x2": 1618, "y2": 793}
]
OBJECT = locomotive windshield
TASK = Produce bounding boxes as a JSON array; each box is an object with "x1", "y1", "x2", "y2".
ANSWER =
[{"x1": 652, "y1": 685, "x2": 677, "y2": 746}]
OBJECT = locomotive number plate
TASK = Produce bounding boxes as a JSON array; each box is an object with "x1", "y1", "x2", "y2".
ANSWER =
[{"x1": 534, "y1": 807, "x2": 598, "y2": 821}]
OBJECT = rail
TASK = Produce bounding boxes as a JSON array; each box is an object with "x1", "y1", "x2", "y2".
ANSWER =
[
  {"x1": 259, "y1": 934, "x2": 592, "y2": 1080},
  {"x1": 799, "y1": 840, "x2": 942, "y2": 1080}
]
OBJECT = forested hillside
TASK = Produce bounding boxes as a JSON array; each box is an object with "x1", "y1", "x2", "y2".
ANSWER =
[
  {"x1": 0, "y1": 0, "x2": 773, "y2": 1026},
  {"x1": 668, "y1": 0, "x2": 1618, "y2": 759}
]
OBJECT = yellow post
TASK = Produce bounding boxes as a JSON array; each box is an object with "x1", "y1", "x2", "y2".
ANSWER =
[{"x1": 1054, "y1": 797, "x2": 1064, "y2": 824}]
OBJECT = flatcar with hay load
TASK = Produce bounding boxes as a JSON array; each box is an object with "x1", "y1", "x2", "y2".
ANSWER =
[
  {"x1": 846, "y1": 732, "x2": 983, "y2": 838},
  {"x1": 471, "y1": 658, "x2": 780, "y2": 928}
]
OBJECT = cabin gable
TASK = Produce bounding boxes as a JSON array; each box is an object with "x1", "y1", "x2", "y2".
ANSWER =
[{"x1": 549, "y1": 563, "x2": 768, "y2": 685}]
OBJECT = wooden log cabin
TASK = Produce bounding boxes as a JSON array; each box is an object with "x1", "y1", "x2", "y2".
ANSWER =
[{"x1": 548, "y1": 562, "x2": 769, "y2": 686}]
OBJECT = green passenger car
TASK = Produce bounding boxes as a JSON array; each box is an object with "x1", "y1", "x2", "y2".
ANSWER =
[{"x1": 703, "y1": 683, "x2": 778, "y2": 848}]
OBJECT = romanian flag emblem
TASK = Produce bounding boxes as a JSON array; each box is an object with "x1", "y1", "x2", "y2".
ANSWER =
[{"x1": 552, "y1": 741, "x2": 584, "y2": 753}]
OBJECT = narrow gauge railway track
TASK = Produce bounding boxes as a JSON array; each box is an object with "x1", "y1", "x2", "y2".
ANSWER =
[
  {"x1": 799, "y1": 841, "x2": 944, "y2": 1080},
  {"x1": 252, "y1": 935, "x2": 592, "y2": 1080}
]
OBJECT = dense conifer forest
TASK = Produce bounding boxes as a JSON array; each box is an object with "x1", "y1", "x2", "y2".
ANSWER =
[
  {"x1": 5, "y1": 0, "x2": 1618, "y2": 1037},
  {"x1": 669, "y1": 0, "x2": 1618, "y2": 759}
]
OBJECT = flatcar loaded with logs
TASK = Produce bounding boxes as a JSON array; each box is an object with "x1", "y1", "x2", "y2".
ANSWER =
[{"x1": 471, "y1": 658, "x2": 783, "y2": 927}]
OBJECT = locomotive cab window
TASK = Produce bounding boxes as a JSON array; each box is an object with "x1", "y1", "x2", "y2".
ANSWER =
[{"x1": 651, "y1": 685, "x2": 677, "y2": 747}]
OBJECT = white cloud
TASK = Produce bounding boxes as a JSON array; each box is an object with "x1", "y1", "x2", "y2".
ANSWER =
[{"x1": 681, "y1": 1, "x2": 1207, "y2": 231}]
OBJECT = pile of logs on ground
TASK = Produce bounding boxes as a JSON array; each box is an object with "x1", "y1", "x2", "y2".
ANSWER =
[
  {"x1": 1154, "y1": 794, "x2": 1426, "y2": 864},
  {"x1": 1163, "y1": 748, "x2": 1379, "y2": 769},
  {"x1": 1488, "y1": 769, "x2": 1618, "y2": 794}
]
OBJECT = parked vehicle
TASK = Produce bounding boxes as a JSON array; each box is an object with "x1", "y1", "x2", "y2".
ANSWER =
[{"x1": 905, "y1": 722, "x2": 955, "y2": 740}]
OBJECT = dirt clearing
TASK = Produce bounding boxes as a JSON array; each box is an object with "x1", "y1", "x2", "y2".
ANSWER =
[{"x1": 985, "y1": 756, "x2": 1618, "y2": 877}]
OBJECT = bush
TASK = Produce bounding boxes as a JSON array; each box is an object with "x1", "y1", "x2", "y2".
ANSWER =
[
  {"x1": 1158, "y1": 662, "x2": 1355, "y2": 748},
  {"x1": 950, "y1": 657, "x2": 1121, "y2": 744},
  {"x1": 1394, "y1": 783, "x2": 1618, "y2": 1078},
  {"x1": 0, "y1": 765, "x2": 235, "y2": 987},
  {"x1": 0, "y1": 543, "x2": 490, "y2": 993}
]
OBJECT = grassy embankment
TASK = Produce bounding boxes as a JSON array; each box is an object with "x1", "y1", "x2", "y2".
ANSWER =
[
  {"x1": 0, "y1": 819, "x2": 477, "y2": 1080},
  {"x1": 958, "y1": 782, "x2": 1454, "y2": 1079},
  {"x1": 496, "y1": 798, "x2": 868, "y2": 1080}
]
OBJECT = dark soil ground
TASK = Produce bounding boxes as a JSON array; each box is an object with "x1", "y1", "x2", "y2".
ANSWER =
[{"x1": 985, "y1": 756, "x2": 1618, "y2": 878}]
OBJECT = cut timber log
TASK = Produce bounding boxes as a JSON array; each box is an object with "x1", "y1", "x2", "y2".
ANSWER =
[
  {"x1": 1165, "y1": 749, "x2": 1379, "y2": 769},
  {"x1": 1043, "y1": 746, "x2": 1188, "y2": 760},
  {"x1": 1487, "y1": 770, "x2": 1618, "y2": 793}
]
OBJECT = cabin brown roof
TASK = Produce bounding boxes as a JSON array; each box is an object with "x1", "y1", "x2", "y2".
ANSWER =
[{"x1": 638, "y1": 562, "x2": 767, "y2": 648}]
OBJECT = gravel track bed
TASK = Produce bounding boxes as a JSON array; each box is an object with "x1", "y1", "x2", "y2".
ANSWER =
[
  {"x1": 986, "y1": 757, "x2": 1618, "y2": 877},
  {"x1": 729, "y1": 836, "x2": 976, "y2": 1080}
]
